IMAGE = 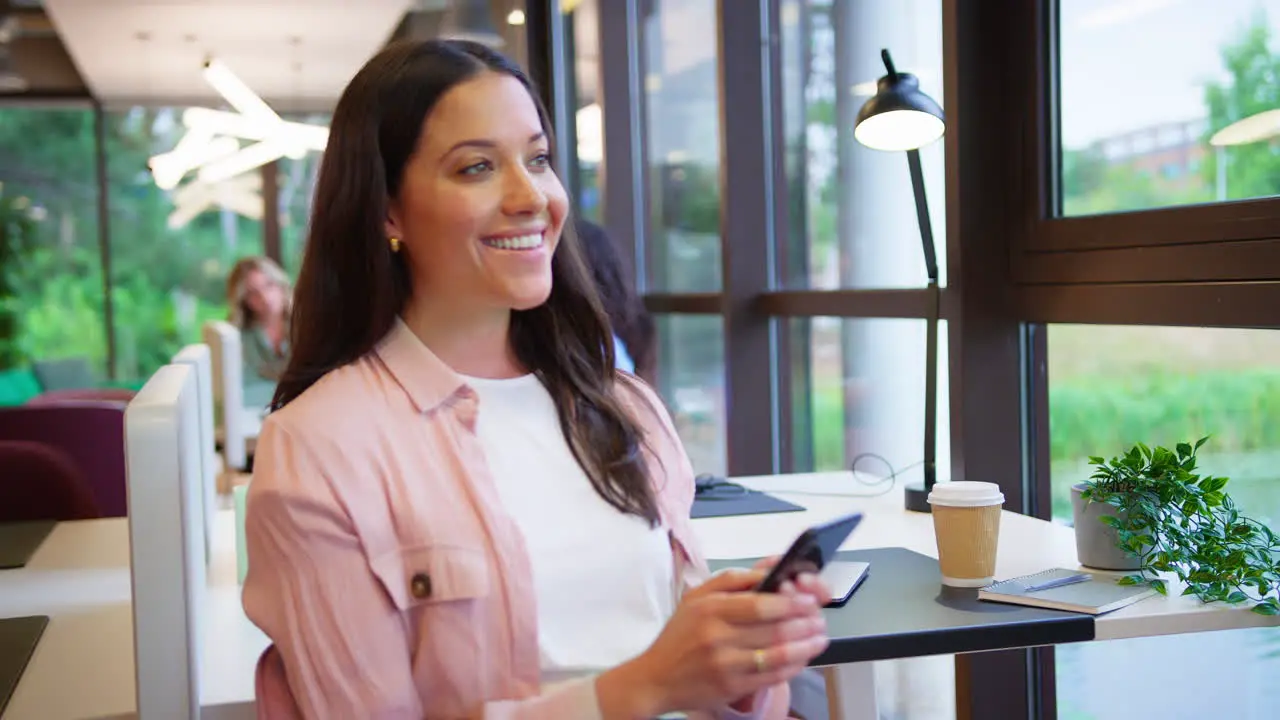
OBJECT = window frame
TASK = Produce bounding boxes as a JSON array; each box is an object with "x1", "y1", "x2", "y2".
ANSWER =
[{"x1": 1009, "y1": 0, "x2": 1280, "y2": 294}]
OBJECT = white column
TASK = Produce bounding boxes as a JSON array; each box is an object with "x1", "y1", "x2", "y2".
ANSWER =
[{"x1": 834, "y1": 1, "x2": 954, "y2": 718}]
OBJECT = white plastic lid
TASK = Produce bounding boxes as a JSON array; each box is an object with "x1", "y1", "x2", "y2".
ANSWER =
[{"x1": 927, "y1": 481, "x2": 1005, "y2": 508}]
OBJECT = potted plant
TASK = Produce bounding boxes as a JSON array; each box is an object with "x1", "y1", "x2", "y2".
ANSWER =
[{"x1": 1074, "y1": 437, "x2": 1280, "y2": 615}]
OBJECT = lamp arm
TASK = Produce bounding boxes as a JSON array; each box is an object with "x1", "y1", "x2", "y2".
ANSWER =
[
  {"x1": 906, "y1": 148, "x2": 939, "y2": 284},
  {"x1": 908, "y1": 147, "x2": 939, "y2": 497}
]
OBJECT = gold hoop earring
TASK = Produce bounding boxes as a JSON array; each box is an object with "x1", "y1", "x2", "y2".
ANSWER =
[{"x1": 389, "y1": 237, "x2": 401, "y2": 253}]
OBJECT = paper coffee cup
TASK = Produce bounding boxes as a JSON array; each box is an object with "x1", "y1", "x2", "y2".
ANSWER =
[{"x1": 928, "y1": 481, "x2": 1004, "y2": 588}]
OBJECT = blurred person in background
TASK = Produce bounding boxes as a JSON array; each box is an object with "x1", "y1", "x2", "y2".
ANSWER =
[
  {"x1": 226, "y1": 255, "x2": 292, "y2": 409},
  {"x1": 576, "y1": 218, "x2": 656, "y2": 382}
]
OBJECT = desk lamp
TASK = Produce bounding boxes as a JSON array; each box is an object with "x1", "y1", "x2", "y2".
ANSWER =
[{"x1": 853, "y1": 48, "x2": 945, "y2": 513}]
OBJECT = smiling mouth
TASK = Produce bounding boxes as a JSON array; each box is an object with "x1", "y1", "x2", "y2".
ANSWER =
[{"x1": 481, "y1": 232, "x2": 545, "y2": 251}]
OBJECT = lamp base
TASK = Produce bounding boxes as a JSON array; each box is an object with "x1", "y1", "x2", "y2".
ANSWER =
[{"x1": 904, "y1": 482, "x2": 932, "y2": 513}]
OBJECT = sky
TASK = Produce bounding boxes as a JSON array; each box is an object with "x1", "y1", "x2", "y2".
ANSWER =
[{"x1": 1059, "y1": 0, "x2": 1280, "y2": 148}]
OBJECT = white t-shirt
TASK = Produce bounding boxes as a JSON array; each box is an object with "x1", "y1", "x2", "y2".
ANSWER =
[{"x1": 461, "y1": 373, "x2": 676, "y2": 686}]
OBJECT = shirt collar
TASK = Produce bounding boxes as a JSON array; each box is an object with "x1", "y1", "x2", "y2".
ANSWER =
[{"x1": 373, "y1": 316, "x2": 468, "y2": 414}]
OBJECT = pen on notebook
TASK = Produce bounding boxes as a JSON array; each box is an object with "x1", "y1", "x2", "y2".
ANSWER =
[{"x1": 1024, "y1": 573, "x2": 1091, "y2": 592}]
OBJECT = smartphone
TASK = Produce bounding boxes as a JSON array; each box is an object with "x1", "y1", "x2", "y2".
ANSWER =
[{"x1": 756, "y1": 512, "x2": 864, "y2": 593}]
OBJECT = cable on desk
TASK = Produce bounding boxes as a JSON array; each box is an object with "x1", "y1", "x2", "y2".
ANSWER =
[{"x1": 743, "y1": 455, "x2": 926, "y2": 499}]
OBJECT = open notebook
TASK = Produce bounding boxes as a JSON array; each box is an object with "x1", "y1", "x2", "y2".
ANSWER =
[{"x1": 979, "y1": 568, "x2": 1157, "y2": 615}]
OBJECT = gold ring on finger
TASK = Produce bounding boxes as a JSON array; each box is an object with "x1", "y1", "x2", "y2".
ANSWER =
[{"x1": 754, "y1": 649, "x2": 767, "y2": 673}]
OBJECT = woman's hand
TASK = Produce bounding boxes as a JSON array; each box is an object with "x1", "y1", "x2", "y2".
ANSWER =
[
  {"x1": 597, "y1": 567, "x2": 831, "y2": 719},
  {"x1": 751, "y1": 555, "x2": 834, "y2": 606}
]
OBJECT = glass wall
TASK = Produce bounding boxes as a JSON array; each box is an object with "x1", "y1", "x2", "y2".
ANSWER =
[
  {"x1": 279, "y1": 114, "x2": 328, "y2": 278},
  {"x1": 568, "y1": 0, "x2": 602, "y2": 222},
  {"x1": 779, "y1": 0, "x2": 946, "y2": 291},
  {"x1": 641, "y1": 0, "x2": 722, "y2": 293},
  {"x1": 778, "y1": 0, "x2": 950, "y2": 490},
  {"x1": 1049, "y1": 324, "x2": 1280, "y2": 718},
  {"x1": 795, "y1": 317, "x2": 950, "y2": 482},
  {"x1": 1058, "y1": 0, "x2": 1280, "y2": 216},
  {"x1": 655, "y1": 314, "x2": 726, "y2": 477},
  {"x1": 104, "y1": 106, "x2": 264, "y2": 383},
  {"x1": 0, "y1": 103, "x2": 323, "y2": 388},
  {"x1": 0, "y1": 107, "x2": 108, "y2": 377}
]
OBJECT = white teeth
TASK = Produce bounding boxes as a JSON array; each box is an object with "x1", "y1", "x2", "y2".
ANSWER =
[{"x1": 483, "y1": 233, "x2": 543, "y2": 250}]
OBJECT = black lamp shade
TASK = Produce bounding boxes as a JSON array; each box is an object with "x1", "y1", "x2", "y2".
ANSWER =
[{"x1": 854, "y1": 51, "x2": 945, "y2": 152}]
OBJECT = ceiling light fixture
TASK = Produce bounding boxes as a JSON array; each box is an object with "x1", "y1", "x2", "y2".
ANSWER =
[
  {"x1": 149, "y1": 56, "x2": 329, "y2": 204},
  {"x1": 167, "y1": 173, "x2": 263, "y2": 230},
  {"x1": 202, "y1": 58, "x2": 280, "y2": 126}
]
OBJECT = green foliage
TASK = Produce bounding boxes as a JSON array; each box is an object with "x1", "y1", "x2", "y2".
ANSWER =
[
  {"x1": 0, "y1": 106, "x2": 277, "y2": 383},
  {"x1": 1061, "y1": 148, "x2": 1212, "y2": 215},
  {"x1": 1082, "y1": 439, "x2": 1280, "y2": 616},
  {"x1": 0, "y1": 190, "x2": 38, "y2": 368},
  {"x1": 1202, "y1": 12, "x2": 1280, "y2": 201},
  {"x1": 1049, "y1": 369, "x2": 1280, "y2": 461}
]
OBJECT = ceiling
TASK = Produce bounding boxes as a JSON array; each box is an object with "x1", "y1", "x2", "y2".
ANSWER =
[{"x1": 39, "y1": 0, "x2": 416, "y2": 111}]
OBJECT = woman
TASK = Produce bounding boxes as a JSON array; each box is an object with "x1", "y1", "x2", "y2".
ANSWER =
[
  {"x1": 242, "y1": 39, "x2": 830, "y2": 719},
  {"x1": 575, "y1": 218, "x2": 656, "y2": 381},
  {"x1": 225, "y1": 256, "x2": 292, "y2": 409}
]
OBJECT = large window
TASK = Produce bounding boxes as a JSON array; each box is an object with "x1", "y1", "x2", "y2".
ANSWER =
[
  {"x1": 568, "y1": 0, "x2": 602, "y2": 222},
  {"x1": 0, "y1": 103, "x2": 318, "y2": 386},
  {"x1": 0, "y1": 107, "x2": 108, "y2": 376},
  {"x1": 1049, "y1": 324, "x2": 1280, "y2": 718},
  {"x1": 641, "y1": 0, "x2": 721, "y2": 294},
  {"x1": 780, "y1": 0, "x2": 946, "y2": 290},
  {"x1": 795, "y1": 317, "x2": 950, "y2": 483},
  {"x1": 279, "y1": 122, "x2": 327, "y2": 278},
  {"x1": 1058, "y1": 0, "x2": 1280, "y2": 216},
  {"x1": 655, "y1": 314, "x2": 726, "y2": 477},
  {"x1": 777, "y1": 0, "x2": 950, "y2": 474},
  {"x1": 631, "y1": 0, "x2": 951, "y2": 481},
  {"x1": 104, "y1": 107, "x2": 264, "y2": 383}
]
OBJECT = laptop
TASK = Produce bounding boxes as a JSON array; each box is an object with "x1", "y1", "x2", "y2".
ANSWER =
[{"x1": 0, "y1": 521, "x2": 56, "y2": 570}]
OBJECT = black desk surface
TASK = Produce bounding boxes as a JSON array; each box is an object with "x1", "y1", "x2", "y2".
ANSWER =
[
  {"x1": 0, "y1": 521, "x2": 56, "y2": 570},
  {"x1": 711, "y1": 547, "x2": 1094, "y2": 665},
  {"x1": 0, "y1": 615, "x2": 48, "y2": 718}
]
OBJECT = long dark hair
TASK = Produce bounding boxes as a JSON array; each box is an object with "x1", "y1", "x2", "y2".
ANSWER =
[
  {"x1": 575, "y1": 219, "x2": 656, "y2": 381},
  {"x1": 273, "y1": 40, "x2": 660, "y2": 525}
]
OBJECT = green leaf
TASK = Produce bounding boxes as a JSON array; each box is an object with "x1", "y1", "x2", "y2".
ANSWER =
[
  {"x1": 1199, "y1": 476, "x2": 1229, "y2": 494},
  {"x1": 1151, "y1": 579, "x2": 1168, "y2": 595},
  {"x1": 1117, "y1": 575, "x2": 1141, "y2": 586},
  {"x1": 1227, "y1": 591, "x2": 1249, "y2": 604},
  {"x1": 1251, "y1": 602, "x2": 1280, "y2": 617}
]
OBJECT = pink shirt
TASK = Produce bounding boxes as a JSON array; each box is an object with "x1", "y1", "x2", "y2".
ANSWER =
[{"x1": 242, "y1": 319, "x2": 788, "y2": 719}]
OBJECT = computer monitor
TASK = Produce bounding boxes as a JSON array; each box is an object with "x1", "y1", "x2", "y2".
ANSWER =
[
  {"x1": 124, "y1": 363, "x2": 205, "y2": 719},
  {"x1": 172, "y1": 343, "x2": 217, "y2": 565}
]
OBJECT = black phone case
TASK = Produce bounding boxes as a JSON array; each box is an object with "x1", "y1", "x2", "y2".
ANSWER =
[{"x1": 756, "y1": 512, "x2": 864, "y2": 592}]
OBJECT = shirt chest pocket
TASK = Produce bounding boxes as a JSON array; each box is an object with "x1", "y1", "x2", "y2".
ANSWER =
[
  {"x1": 369, "y1": 543, "x2": 496, "y2": 702},
  {"x1": 369, "y1": 543, "x2": 491, "y2": 610}
]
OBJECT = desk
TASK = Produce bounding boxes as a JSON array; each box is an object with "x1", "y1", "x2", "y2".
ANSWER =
[
  {"x1": 697, "y1": 472, "x2": 1280, "y2": 719},
  {"x1": 0, "y1": 510, "x2": 267, "y2": 719},
  {"x1": 4, "y1": 472, "x2": 1278, "y2": 719}
]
